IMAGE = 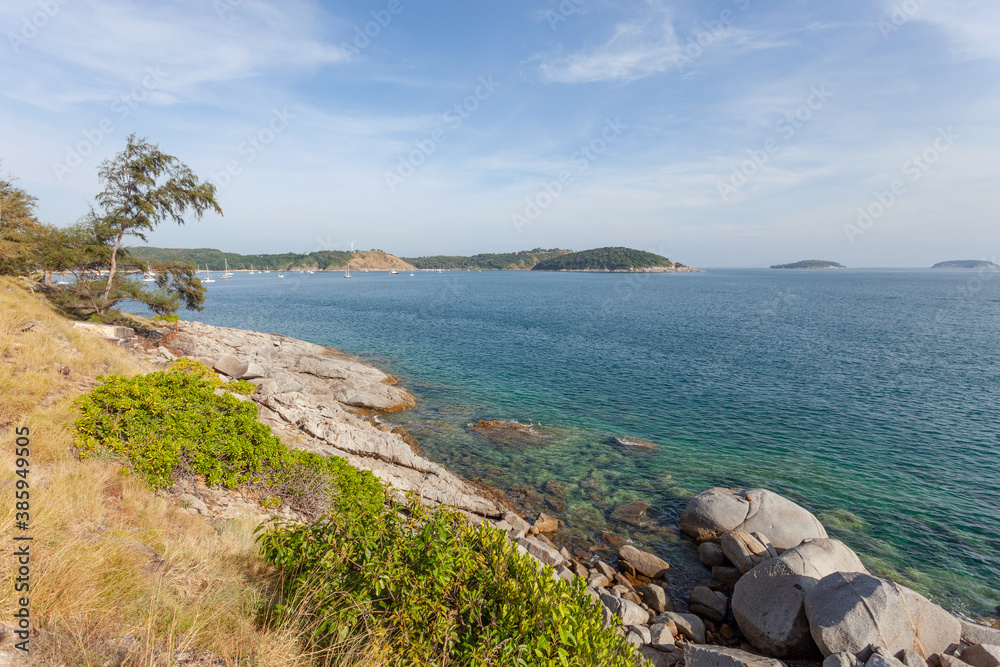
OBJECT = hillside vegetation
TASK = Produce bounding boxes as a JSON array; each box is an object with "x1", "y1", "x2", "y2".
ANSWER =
[
  {"x1": 532, "y1": 247, "x2": 682, "y2": 272},
  {"x1": 127, "y1": 247, "x2": 416, "y2": 272},
  {"x1": 402, "y1": 248, "x2": 571, "y2": 270},
  {"x1": 0, "y1": 277, "x2": 317, "y2": 665},
  {"x1": 931, "y1": 260, "x2": 999, "y2": 269}
]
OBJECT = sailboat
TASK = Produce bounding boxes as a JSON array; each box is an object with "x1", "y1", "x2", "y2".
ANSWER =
[
  {"x1": 201, "y1": 265, "x2": 215, "y2": 284},
  {"x1": 248, "y1": 264, "x2": 256, "y2": 275},
  {"x1": 142, "y1": 263, "x2": 156, "y2": 282},
  {"x1": 344, "y1": 265, "x2": 352, "y2": 279},
  {"x1": 220, "y1": 259, "x2": 233, "y2": 279}
]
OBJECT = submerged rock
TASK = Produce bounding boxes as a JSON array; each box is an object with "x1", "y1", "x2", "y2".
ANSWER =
[
  {"x1": 611, "y1": 500, "x2": 653, "y2": 528},
  {"x1": 614, "y1": 435, "x2": 659, "y2": 451}
]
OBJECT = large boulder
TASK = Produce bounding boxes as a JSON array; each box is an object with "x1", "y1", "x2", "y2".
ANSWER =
[
  {"x1": 684, "y1": 644, "x2": 787, "y2": 667},
  {"x1": 804, "y1": 571, "x2": 961, "y2": 659},
  {"x1": 732, "y1": 538, "x2": 867, "y2": 657},
  {"x1": 680, "y1": 488, "x2": 827, "y2": 550}
]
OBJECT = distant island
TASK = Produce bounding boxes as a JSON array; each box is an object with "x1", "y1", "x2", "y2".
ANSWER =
[
  {"x1": 931, "y1": 260, "x2": 999, "y2": 269},
  {"x1": 770, "y1": 260, "x2": 846, "y2": 270},
  {"x1": 401, "y1": 249, "x2": 572, "y2": 270},
  {"x1": 127, "y1": 246, "x2": 699, "y2": 272},
  {"x1": 531, "y1": 247, "x2": 698, "y2": 272}
]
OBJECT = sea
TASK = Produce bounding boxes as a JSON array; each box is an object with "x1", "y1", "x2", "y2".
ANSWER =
[{"x1": 142, "y1": 267, "x2": 1000, "y2": 618}]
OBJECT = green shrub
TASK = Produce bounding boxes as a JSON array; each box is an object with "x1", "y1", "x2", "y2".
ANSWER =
[
  {"x1": 154, "y1": 312, "x2": 180, "y2": 322},
  {"x1": 73, "y1": 359, "x2": 383, "y2": 515},
  {"x1": 257, "y1": 494, "x2": 640, "y2": 666}
]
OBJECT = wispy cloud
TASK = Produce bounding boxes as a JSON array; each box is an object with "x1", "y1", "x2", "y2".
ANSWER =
[
  {"x1": 530, "y1": 16, "x2": 681, "y2": 83},
  {"x1": 1, "y1": 0, "x2": 345, "y2": 111},
  {"x1": 910, "y1": 1, "x2": 1000, "y2": 61}
]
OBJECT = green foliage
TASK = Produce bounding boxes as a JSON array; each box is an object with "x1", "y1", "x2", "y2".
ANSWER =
[
  {"x1": 532, "y1": 247, "x2": 675, "y2": 272},
  {"x1": 402, "y1": 248, "x2": 573, "y2": 270},
  {"x1": 258, "y1": 495, "x2": 640, "y2": 666},
  {"x1": 0, "y1": 164, "x2": 50, "y2": 276},
  {"x1": 126, "y1": 247, "x2": 355, "y2": 272},
  {"x1": 72, "y1": 360, "x2": 377, "y2": 516},
  {"x1": 769, "y1": 259, "x2": 845, "y2": 269},
  {"x1": 154, "y1": 312, "x2": 180, "y2": 322}
]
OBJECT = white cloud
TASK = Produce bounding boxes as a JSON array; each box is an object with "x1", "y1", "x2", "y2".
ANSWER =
[
  {"x1": 0, "y1": 0, "x2": 345, "y2": 111},
  {"x1": 532, "y1": 17, "x2": 682, "y2": 83},
  {"x1": 911, "y1": 1, "x2": 1000, "y2": 60}
]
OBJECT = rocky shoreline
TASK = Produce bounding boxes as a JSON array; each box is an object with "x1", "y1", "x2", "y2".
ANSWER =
[{"x1": 124, "y1": 319, "x2": 999, "y2": 667}]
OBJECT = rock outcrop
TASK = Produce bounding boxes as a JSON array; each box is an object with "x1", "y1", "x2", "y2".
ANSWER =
[
  {"x1": 732, "y1": 538, "x2": 868, "y2": 657},
  {"x1": 167, "y1": 321, "x2": 500, "y2": 517},
  {"x1": 804, "y1": 571, "x2": 961, "y2": 659},
  {"x1": 680, "y1": 488, "x2": 827, "y2": 549}
]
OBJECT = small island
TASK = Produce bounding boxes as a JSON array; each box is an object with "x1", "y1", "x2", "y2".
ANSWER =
[
  {"x1": 769, "y1": 260, "x2": 846, "y2": 270},
  {"x1": 931, "y1": 260, "x2": 999, "y2": 269},
  {"x1": 530, "y1": 247, "x2": 699, "y2": 272}
]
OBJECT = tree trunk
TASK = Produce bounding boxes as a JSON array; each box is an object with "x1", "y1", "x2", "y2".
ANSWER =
[{"x1": 100, "y1": 232, "x2": 124, "y2": 310}]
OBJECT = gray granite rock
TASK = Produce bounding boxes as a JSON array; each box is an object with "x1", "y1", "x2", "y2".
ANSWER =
[
  {"x1": 732, "y1": 538, "x2": 867, "y2": 657},
  {"x1": 684, "y1": 644, "x2": 787, "y2": 667},
  {"x1": 681, "y1": 487, "x2": 827, "y2": 550}
]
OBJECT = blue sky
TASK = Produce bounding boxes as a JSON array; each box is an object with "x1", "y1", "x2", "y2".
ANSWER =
[{"x1": 1, "y1": 0, "x2": 998, "y2": 266}]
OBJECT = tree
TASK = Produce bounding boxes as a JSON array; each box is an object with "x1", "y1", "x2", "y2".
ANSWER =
[
  {"x1": 0, "y1": 163, "x2": 44, "y2": 276},
  {"x1": 93, "y1": 133, "x2": 222, "y2": 309}
]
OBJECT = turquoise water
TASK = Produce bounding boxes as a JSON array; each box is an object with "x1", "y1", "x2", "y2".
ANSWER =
[{"x1": 157, "y1": 268, "x2": 1000, "y2": 617}]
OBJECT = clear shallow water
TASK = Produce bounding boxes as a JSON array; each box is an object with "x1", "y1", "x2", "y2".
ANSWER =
[{"x1": 150, "y1": 268, "x2": 1000, "y2": 617}]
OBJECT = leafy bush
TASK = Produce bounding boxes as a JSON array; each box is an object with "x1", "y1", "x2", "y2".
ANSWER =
[
  {"x1": 73, "y1": 359, "x2": 381, "y2": 515},
  {"x1": 257, "y1": 495, "x2": 640, "y2": 666}
]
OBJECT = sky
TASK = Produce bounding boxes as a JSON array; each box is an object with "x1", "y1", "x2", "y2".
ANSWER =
[{"x1": 1, "y1": 0, "x2": 999, "y2": 267}]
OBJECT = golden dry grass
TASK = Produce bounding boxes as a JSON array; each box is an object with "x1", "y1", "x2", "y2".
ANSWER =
[{"x1": 0, "y1": 278, "x2": 384, "y2": 666}]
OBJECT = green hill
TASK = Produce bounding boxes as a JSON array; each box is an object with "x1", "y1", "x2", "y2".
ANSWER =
[
  {"x1": 769, "y1": 259, "x2": 845, "y2": 269},
  {"x1": 126, "y1": 247, "x2": 401, "y2": 271},
  {"x1": 401, "y1": 249, "x2": 572, "y2": 270},
  {"x1": 531, "y1": 247, "x2": 685, "y2": 272},
  {"x1": 931, "y1": 260, "x2": 999, "y2": 269}
]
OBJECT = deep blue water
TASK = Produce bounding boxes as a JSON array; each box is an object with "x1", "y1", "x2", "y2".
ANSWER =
[{"x1": 150, "y1": 268, "x2": 1000, "y2": 617}]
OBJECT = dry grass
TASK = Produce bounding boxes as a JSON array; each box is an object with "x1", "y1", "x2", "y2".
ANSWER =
[{"x1": 0, "y1": 278, "x2": 385, "y2": 666}]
